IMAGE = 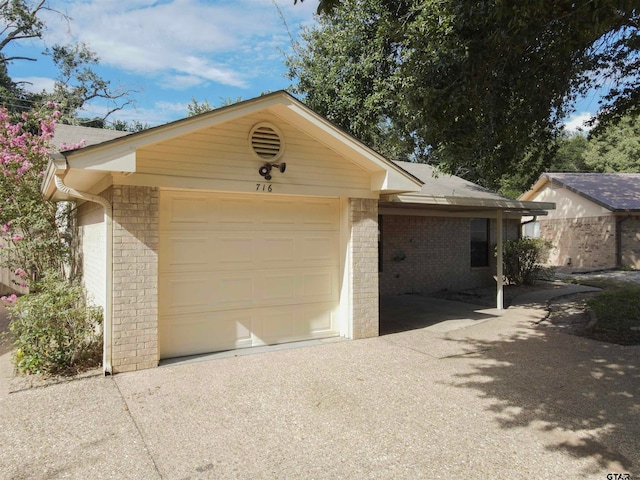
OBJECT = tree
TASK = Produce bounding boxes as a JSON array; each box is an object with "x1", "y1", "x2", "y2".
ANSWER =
[
  {"x1": 0, "y1": 0, "x2": 56, "y2": 64},
  {"x1": 186, "y1": 96, "x2": 243, "y2": 117},
  {"x1": 551, "y1": 134, "x2": 590, "y2": 173},
  {"x1": 583, "y1": 114, "x2": 640, "y2": 172},
  {"x1": 288, "y1": 0, "x2": 639, "y2": 190},
  {"x1": 108, "y1": 119, "x2": 150, "y2": 133},
  {"x1": 0, "y1": 103, "x2": 70, "y2": 287},
  {"x1": 187, "y1": 97, "x2": 213, "y2": 117},
  {"x1": 1, "y1": 1, "x2": 136, "y2": 123}
]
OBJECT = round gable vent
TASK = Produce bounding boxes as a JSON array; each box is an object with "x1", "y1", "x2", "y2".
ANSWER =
[{"x1": 249, "y1": 123, "x2": 284, "y2": 161}]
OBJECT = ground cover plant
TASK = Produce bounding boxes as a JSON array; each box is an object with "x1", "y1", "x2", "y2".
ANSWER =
[{"x1": 584, "y1": 280, "x2": 640, "y2": 345}]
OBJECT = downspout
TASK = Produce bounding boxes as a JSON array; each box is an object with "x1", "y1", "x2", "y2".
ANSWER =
[{"x1": 54, "y1": 175, "x2": 113, "y2": 375}]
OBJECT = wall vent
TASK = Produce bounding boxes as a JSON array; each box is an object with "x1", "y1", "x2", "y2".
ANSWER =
[{"x1": 249, "y1": 123, "x2": 284, "y2": 161}]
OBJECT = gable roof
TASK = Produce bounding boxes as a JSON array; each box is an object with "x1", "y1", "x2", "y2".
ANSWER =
[
  {"x1": 42, "y1": 91, "x2": 422, "y2": 199},
  {"x1": 382, "y1": 161, "x2": 554, "y2": 214},
  {"x1": 521, "y1": 173, "x2": 640, "y2": 211}
]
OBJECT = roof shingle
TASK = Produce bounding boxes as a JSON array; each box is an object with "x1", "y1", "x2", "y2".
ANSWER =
[{"x1": 544, "y1": 173, "x2": 640, "y2": 211}]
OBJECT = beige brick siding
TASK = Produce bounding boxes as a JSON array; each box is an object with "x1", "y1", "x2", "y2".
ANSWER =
[
  {"x1": 380, "y1": 215, "x2": 519, "y2": 295},
  {"x1": 620, "y1": 215, "x2": 640, "y2": 269},
  {"x1": 350, "y1": 198, "x2": 379, "y2": 339},
  {"x1": 539, "y1": 216, "x2": 616, "y2": 270},
  {"x1": 111, "y1": 185, "x2": 159, "y2": 373}
]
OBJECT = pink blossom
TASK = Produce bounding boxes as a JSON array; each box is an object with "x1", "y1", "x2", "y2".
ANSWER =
[
  {"x1": 11, "y1": 234, "x2": 23, "y2": 241},
  {"x1": 2, "y1": 222, "x2": 10, "y2": 233},
  {"x1": 14, "y1": 268, "x2": 27, "y2": 277},
  {"x1": 1, "y1": 294, "x2": 18, "y2": 304}
]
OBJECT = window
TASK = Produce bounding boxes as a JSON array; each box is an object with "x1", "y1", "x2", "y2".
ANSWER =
[
  {"x1": 523, "y1": 220, "x2": 540, "y2": 239},
  {"x1": 470, "y1": 218, "x2": 489, "y2": 267}
]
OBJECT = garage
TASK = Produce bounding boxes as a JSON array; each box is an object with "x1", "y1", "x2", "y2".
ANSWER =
[
  {"x1": 43, "y1": 91, "x2": 422, "y2": 373},
  {"x1": 158, "y1": 190, "x2": 341, "y2": 358}
]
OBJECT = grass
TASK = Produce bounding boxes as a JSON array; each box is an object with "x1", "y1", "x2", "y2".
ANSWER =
[{"x1": 572, "y1": 278, "x2": 640, "y2": 345}]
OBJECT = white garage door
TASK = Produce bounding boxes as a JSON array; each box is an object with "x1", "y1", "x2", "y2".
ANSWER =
[{"x1": 159, "y1": 191, "x2": 341, "y2": 359}]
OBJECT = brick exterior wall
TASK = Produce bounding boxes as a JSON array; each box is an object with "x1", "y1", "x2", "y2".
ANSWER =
[
  {"x1": 350, "y1": 198, "x2": 379, "y2": 339},
  {"x1": 111, "y1": 185, "x2": 159, "y2": 373},
  {"x1": 380, "y1": 215, "x2": 519, "y2": 295},
  {"x1": 539, "y1": 216, "x2": 616, "y2": 270},
  {"x1": 620, "y1": 215, "x2": 640, "y2": 269}
]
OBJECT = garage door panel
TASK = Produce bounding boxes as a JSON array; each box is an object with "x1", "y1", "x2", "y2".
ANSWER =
[
  {"x1": 215, "y1": 236, "x2": 255, "y2": 266},
  {"x1": 160, "y1": 303, "x2": 338, "y2": 358},
  {"x1": 299, "y1": 303, "x2": 336, "y2": 335},
  {"x1": 161, "y1": 311, "x2": 253, "y2": 358},
  {"x1": 161, "y1": 236, "x2": 211, "y2": 271},
  {"x1": 299, "y1": 235, "x2": 339, "y2": 263},
  {"x1": 159, "y1": 191, "x2": 341, "y2": 359},
  {"x1": 166, "y1": 195, "x2": 209, "y2": 224},
  {"x1": 302, "y1": 199, "x2": 340, "y2": 227},
  {"x1": 161, "y1": 266, "x2": 339, "y2": 315}
]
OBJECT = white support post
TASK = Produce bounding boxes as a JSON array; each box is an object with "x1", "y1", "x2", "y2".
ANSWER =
[{"x1": 496, "y1": 209, "x2": 504, "y2": 310}]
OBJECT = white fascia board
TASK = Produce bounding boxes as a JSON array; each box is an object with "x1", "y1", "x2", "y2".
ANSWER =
[
  {"x1": 385, "y1": 194, "x2": 555, "y2": 211},
  {"x1": 41, "y1": 154, "x2": 68, "y2": 199},
  {"x1": 519, "y1": 176, "x2": 550, "y2": 201},
  {"x1": 67, "y1": 148, "x2": 136, "y2": 172}
]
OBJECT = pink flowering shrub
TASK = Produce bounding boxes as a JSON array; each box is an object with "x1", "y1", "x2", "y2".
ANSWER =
[
  {"x1": 0, "y1": 104, "x2": 71, "y2": 288},
  {"x1": 0, "y1": 106, "x2": 101, "y2": 375}
]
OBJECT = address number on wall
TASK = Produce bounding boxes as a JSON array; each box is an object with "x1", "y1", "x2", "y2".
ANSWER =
[{"x1": 256, "y1": 183, "x2": 273, "y2": 192}]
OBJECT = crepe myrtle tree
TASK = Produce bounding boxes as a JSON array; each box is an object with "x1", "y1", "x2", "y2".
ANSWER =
[{"x1": 0, "y1": 102, "x2": 82, "y2": 296}]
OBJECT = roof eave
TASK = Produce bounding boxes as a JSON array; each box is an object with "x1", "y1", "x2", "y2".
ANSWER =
[{"x1": 382, "y1": 193, "x2": 555, "y2": 212}]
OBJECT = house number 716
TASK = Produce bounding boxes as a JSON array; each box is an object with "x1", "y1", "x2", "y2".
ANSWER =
[{"x1": 256, "y1": 183, "x2": 273, "y2": 192}]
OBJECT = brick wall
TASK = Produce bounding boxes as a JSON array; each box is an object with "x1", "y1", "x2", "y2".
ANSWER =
[
  {"x1": 539, "y1": 216, "x2": 616, "y2": 270},
  {"x1": 380, "y1": 215, "x2": 519, "y2": 295},
  {"x1": 620, "y1": 215, "x2": 640, "y2": 269},
  {"x1": 111, "y1": 185, "x2": 159, "y2": 373},
  {"x1": 350, "y1": 198, "x2": 379, "y2": 339}
]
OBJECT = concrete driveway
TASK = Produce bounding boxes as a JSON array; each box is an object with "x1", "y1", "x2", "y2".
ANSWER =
[{"x1": 1, "y1": 290, "x2": 639, "y2": 479}]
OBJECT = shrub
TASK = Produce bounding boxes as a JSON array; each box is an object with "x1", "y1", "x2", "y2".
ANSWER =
[
  {"x1": 587, "y1": 284, "x2": 640, "y2": 344},
  {"x1": 6, "y1": 272, "x2": 102, "y2": 376},
  {"x1": 501, "y1": 238, "x2": 553, "y2": 285}
]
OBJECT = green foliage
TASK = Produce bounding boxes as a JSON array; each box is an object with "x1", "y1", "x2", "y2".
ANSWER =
[
  {"x1": 287, "y1": 0, "x2": 419, "y2": 163},
  {"x1": 186, "y1": 97, "x2": 243, "y2": 117},
  {"x1": 1, "y1": 3, "x2": 136, "y2": 122},
  {"x1": 187, "y1": 97, "x2": 214, "y2": 117},
  {"x1": 6, "y1": 272, "x2": 103, "y2": 375},
  {"x1": 501, "y1": 238, "x2": 553, "y2": 285},
  {"x1": 584, "y1": 114, "x2": 640, "y2": 172},
  {"x1": 288, "y1": 0, "x2": 639, "y2": 190},
  {"x1": 587, "y1": 284, "x2": 640, "y2": 345}
]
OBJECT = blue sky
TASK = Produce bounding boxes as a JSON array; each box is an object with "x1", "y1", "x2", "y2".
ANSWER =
[
  {"x1": 4, "y1": 0, "x2": 597, "y2": 131},
  {"x1": 5, "y1": 0, "x2": 317, "y2": 126}
]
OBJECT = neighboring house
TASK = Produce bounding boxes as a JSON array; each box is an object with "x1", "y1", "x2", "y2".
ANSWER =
[
  {"x1": 520, "y1": 173, "x2": 640, "y2": 270},
  {"x1": 41, "y1": 91, "x2": 552, "y2": 374}
]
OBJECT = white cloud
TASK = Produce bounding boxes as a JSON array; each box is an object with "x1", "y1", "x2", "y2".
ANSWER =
[
  {"x1": 13, "y1": 76, "x2": 56, "y2": 93},
  {"x1": 564, "y1": 111, "x2": 595, "y2": 133},
  {"x1": 41, "y1": 0, "x2": 314, "y2": 90}
]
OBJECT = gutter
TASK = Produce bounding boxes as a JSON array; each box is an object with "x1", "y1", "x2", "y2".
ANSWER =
[{"x1": 53, "y1": 173, "x2": 114, "y2": 376}]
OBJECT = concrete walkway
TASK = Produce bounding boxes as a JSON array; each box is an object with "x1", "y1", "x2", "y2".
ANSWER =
[{"x1": 1, "y1": 285, "x2": 638, "y2": 479}]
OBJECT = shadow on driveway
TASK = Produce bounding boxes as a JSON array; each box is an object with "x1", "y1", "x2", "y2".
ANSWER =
[
  {"x1": 442, "y1": 326, "x2": 640, "y2": 476},
  {"x1": 380, "y1": 293, "x2": 499, "y2": 335}
]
